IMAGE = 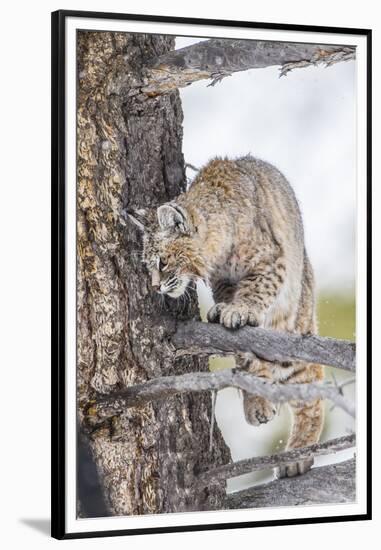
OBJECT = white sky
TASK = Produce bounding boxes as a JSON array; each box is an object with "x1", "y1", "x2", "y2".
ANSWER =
[{"x1": 176, "y1": 37, "x2": 356, "y2": 294}]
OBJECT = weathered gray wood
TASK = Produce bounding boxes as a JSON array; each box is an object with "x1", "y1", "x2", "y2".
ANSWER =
[
  {"x1": 197, "y1": 434, "x2": 355, "y2": 487},
  {"x1": 77, "y1": 31, "x2": 231, "y2": 517},
  {"x1": 86, "y1": 369, "x2": 355, "y2": 425},
  {"x1": 225, "y1": 458, "x2": 355, "y2": 509},
  {"x1": 142, "y1": 39, "x2": 356, "y2": 95},
  {"x1": 173, "y1": 321, "x2": 356, "y2": 371}
]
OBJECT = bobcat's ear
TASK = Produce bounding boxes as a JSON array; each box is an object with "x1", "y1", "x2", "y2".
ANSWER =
[
  {"x1": 125, "y1": 208, "x2": 151, "y2": 233},
  {"x1": 157, "y1": 203, "x2": 190, "y2": 233}
]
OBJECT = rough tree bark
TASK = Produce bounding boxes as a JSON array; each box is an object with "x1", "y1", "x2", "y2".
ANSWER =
[{"x1": 77, "y1": 31, "x2": 231, "y2": 517}]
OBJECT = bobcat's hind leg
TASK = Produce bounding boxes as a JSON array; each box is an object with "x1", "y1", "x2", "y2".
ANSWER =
[
  {"x1": 240, "y1": 355, "x2": 279, "y2": 426},
  {"x1": 243, "y1": 393, "x2": 278, "y2": 426},
  {"x1": 276, "y1": 363, "x2": 324, "y2": 478}
]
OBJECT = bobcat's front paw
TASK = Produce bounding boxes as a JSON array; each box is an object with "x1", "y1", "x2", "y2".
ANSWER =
[
  {"x1": 275, "y1": 457, "x2": 314, "y2": 478},
  {"x1": 207, "y1": 302, "x2": 263, "y2": 329},
  {"x1": 208, "y1": 302, "x2": 249, "y2": 328},
  {"x1": 207, "y1": 302, "x2": 227, "y2": 324}
]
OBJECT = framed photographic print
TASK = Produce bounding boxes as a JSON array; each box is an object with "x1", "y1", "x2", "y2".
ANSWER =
[{"x1": 51, "y1": 9, "x2": 371, "y2": 540}]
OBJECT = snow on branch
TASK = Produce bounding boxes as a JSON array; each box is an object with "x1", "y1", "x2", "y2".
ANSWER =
[{"x1": 142, "y1": 39, "x2": 356, "y2": 95}]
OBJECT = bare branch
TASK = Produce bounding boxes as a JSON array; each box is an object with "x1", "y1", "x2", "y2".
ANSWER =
[
  {"x1": 173, "y1": 321, "x2": 356, "y2": 371},
  {"x1": 225, "y1": 458, "x2": 355, "y2": 509},
  {"x1": 196, "y1": 434, "x2": 355, "y2": 487},
  {"x1": 142, "y1": 39, "x2": 356, "y2": 96},
  {"x1": 185, "y1": 163, "x2": 199, "y2": 172},
  {"x1": 85, "y1": 368, "x2": 355, "y2": 430}
]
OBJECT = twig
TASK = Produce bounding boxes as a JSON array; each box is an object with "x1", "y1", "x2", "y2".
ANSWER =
[
  {"x1": 185, "y1": 163, "x2": 200, "y2": 172},
  {"x1": 329, "y1": 371, "x2": 340, "y2": 412},
  {"x1": 339, "y1": 377, "x2": 356, "y2": 390},
  {"x1": 328, "y1": 372, "x2": 356, "y2": 413},
  {"x1": 209, "y1": 390, "x2": 217, "y2": 453},
  {"x1": 207, "y1": 71, "x2": 232, "y2": 86},
  {"x1": 279, "y1": 47, "x2": 356, "y2": 77}
]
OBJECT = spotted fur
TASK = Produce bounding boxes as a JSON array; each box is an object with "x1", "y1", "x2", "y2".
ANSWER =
[{"x1": 132, "y1": 156, "x2": 324, "y2": 477}]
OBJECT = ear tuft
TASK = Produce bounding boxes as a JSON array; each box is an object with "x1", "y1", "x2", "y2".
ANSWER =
[{"x1": 157, "y1": 203, "x2": 189, "y2": 233}]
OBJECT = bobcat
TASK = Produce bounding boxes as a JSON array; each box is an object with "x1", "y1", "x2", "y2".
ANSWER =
[{"x1": 130, "y1": 156, "x2": 324, "y2": 477}]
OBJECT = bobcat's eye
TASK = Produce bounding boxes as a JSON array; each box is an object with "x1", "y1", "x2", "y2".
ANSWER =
[{"x1": 158, "y1": 257, "x2": 168, "y2": 272}]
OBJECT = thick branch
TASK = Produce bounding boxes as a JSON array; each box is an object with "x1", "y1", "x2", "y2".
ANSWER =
[
  {"x1": 197, "y1": 434, "x2": 355, "y2": 487},
  {"x1": 173, "y1": 321, "x2": 356, "y2": 371},
  {"x1": 225, "y1": 458, "x2": 355, "y2": 509},
  {"x1": 85, "y1": 368, "x2": 355, "y2": 429},
  {"x1": 142, "y1": 39, "x2": 356, "y2": 95}
]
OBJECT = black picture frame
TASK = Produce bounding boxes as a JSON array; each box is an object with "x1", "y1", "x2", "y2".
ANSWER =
[{"x1": 51, "y1": 9, "x2": 372, "y2": 540}]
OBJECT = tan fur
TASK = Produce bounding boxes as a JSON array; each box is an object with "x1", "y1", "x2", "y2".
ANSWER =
[{"x1": 137, "y1": 156, "x2": 324, "y2": 477}]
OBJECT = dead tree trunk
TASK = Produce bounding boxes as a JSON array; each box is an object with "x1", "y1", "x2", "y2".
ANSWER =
[{"x1": 77, "y1": 31, "x2": 231, "y2": 517}]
